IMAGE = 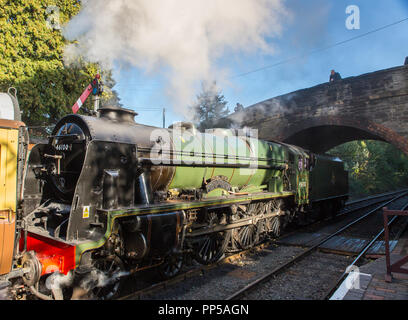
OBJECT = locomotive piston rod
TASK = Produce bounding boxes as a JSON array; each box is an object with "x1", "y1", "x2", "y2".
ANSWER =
[{"x1": 186, "y1": 210, "x2": 283, "y2": 237}]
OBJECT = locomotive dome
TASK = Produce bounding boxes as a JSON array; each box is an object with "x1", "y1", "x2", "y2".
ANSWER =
[{"x1": 98, "y1": 105, "x2": 138, "y2": 124}]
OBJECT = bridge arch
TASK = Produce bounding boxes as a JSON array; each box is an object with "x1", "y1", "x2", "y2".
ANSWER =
[{"x1": 280, "y1": 115, "x2": 408, "y2": 154}]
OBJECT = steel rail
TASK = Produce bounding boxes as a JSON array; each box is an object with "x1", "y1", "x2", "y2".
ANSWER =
[
  {"x1": 336, "y1": 189, "x2": 407, "y2": 218},
  {"x1": 279, "y1": 189, "x2": 406, "y2": 243},
  {"x1": 345, "y1": 189, "x2": 408, "y2": 207},
  {"x1": 324, "y1": 201, "x2": 408, "y2": 300},
  {"x1": 225, "y1": 191, "x2": 408, "y2": 300},
  {"x1": 117, "y1": 241, "x2": 273, "y2": 300}
]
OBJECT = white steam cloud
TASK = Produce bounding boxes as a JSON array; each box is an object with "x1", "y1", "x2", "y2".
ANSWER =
[{"x1": 63, "y1": 0, "x2": 290, "y2": 117}]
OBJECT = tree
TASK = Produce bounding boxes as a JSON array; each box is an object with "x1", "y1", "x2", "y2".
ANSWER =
[
  {"x1": 0, "y1": 0, "x2": 118, "y2": 126},
  {"x1": 191, "y1": 81, "x2": 230, "y2": 131},
  {"x1": 328, "y1": 140, "x2": 408, "y2": 198}
]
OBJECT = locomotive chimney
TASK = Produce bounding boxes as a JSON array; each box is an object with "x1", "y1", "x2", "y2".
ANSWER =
[{"x1": 98, "y1": 106, "x2": 138, "y2": 124}]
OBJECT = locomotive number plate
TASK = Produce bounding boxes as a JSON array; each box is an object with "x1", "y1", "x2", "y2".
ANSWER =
[{"x1": 56, "y1": 144, "x2": 72, "y2": 151}]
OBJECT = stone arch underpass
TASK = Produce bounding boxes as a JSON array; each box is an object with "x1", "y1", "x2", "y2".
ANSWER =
[{"x1": 224, "y1": 64, "x2": 408, "y2": 155}]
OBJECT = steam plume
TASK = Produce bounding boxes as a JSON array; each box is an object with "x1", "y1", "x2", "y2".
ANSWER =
[{"x1": 63, "y1": 0, "x2": 289, "y2": 117}]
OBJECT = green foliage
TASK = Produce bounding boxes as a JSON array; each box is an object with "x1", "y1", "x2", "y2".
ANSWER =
[
  {"x1": 191, "y1": 81, "x2": 230, "y2": 131},
  {"x1": 0, "y1": 0, "x2": 118, "y2": 126},
  {"x1": 329, "y1": 140, "x2": 408, "y2": 198}
]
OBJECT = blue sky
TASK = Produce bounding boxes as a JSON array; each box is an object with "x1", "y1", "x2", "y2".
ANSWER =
[{"x1": 111, "y1": 0, "x2": 408, "y2": 127}]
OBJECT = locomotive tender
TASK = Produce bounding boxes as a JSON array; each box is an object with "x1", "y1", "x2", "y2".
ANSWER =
[{"x1": 0, "y1": 105, "x2": 348, "y2": 300}]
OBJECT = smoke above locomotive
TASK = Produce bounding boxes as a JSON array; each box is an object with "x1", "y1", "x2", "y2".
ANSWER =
[{"x1": 63, "y1": 0, "x2": 290, "y2": 117}]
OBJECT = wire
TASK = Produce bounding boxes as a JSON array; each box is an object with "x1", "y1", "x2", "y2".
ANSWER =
[
  {"x1": 130, "y1": 107, "x2": 163, "y2": 110},
  {"x1": 231, "y1": 17, "x2": 408, "y2": 79}
]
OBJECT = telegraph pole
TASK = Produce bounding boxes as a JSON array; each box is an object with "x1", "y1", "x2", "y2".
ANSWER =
[{"x1": 163, "y1": 107, "x2": 166, "y2": 128}]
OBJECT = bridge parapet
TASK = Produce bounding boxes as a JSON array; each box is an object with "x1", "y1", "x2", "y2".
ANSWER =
[{"x1": 227, "y1": 65, "x2": 408, "y2": 154}]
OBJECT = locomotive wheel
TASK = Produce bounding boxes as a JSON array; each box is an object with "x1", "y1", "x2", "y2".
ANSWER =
[
  {"x1": 231, "y1": 202, "x2": 263, "y2": 250},
  {"x1": 226, "y1": 231, "x2": 239, "y2": 253},
  {"x1": 233, "y1": 223, "x2": 260, "y2": 250},
  {"x1": 89, "y1": 255, "x2": 125, "y2": 300},
  {"x1": 193, "y1": 211, "x2": 230, "y2": 265},
  {"x1": 159, "y1": 253, "x2": 184, "y2": 279},
  {"x1": 193, "y1": 231, "x2": 231, "y2": 265},
  {"x1": 265, "y1": 216, "x2": 282, "y2": 238}
]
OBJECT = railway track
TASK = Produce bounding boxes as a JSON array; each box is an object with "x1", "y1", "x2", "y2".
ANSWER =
[
  {"x1": 118, "y1": 190, "x2": 408, "y2": 300},
  {"x1": 280, "y1": 189, "x2": 408, "y2": 240},
  {"x1": 341, "y1": 189, "x2": 408, "y2": 214},
  {"x1": 226, "y1": 191, "x2": 408, "y2": 300},
  {"x1": 324, "y1": 207, "x2": 408, "y2": 299}
]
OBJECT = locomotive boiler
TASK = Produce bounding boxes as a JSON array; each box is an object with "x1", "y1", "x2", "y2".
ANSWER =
[{"x1": 0, "y1": 105, "x2": 348, "y2": 300}]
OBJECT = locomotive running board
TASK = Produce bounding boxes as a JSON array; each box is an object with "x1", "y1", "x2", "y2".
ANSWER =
[{"x1": 97, "y1": 191, "x2": 295, "y2": 217}]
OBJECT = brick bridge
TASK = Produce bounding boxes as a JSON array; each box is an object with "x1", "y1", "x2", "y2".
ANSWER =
[{"x1": 225, "y1": 65, "x2": 408, "y2": 154}]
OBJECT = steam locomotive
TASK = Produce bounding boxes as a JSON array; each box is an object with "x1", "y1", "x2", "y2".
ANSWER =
[{"x1": 0, "y1": 104, "x2": 348, "y2": 300}]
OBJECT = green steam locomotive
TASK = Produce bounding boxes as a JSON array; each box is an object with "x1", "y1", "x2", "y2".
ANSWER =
[{"x1": 1, "y1": 106, "x2": 348, "y2": 299}]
